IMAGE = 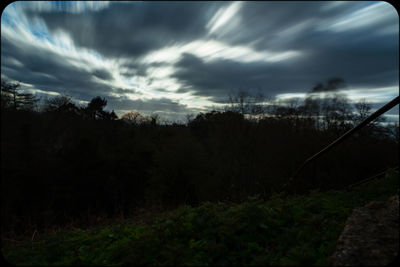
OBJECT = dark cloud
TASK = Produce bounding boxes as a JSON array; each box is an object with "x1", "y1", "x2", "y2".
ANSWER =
[
  {"x1": 204, "y1": 1, "x2": 398, "y2": 92},
  {"x1": 173, "y1": 53, "x2": 281, "y2": 102},
  {"x1": 153, "y1": 88, "x2": 170, "y2": 93},
  {"x1": 113, "y1": 88, "x2": 138, "y2": 95},
  {"x1": 172, "y1": 53, "x2": 356, "y2": 103},
  {"x1": 172, "y1": 15, "x2": 398, "y2": 101},
  {"x1": 217, "y1": 2, "x2": 397, "y2": 52},
  {"x1": 292, "y1": 30, "x2": 399, "y2": 89},
  {"x1": 310, "y1": 78, "x2": 346, "y2": 92},
  {"x1": 92, "y1": 69, "x2": 113, "y2": 81},
  {"x1": 29, "y1": 2, "x2": 225, "y2": 58},
  {"x1": 120, "y1": 61, "x2": 168, "y2": 78}
]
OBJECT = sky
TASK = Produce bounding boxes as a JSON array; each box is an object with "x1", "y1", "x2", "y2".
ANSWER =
[{"x1": 1, "y1": 1, "x2": 399, "y2": 122}]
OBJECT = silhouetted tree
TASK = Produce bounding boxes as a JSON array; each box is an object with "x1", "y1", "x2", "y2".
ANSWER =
[
  {"x1": 226, "y1": 90, "x2": 267, "y2": 119},
  {"x1": 86, "y1": 96, "x2": 107, "y2": 119},
  {"x1": 387, "y1": 122, "x2": 399, "y2": 143},
  {"x1": 82, "y1": 96, "x2": 116, "y2": 120},
  {"x1": 1, "y1": 80, "x2": 19, "y2": 110},
  {"x1": 109, "y1": 110, "x2": 118, "y2": 120},
  {"x1": 121, "y1": 110, "x2": 144, "y2": 124},
  {"x1": 43, "y1": 94, "x2": 72, "y2": 111},
  {"x1": 42, "y1": 94, "x2": 80, "y2": 116},
  {"x1": 149, "y1": 114, "x2": 160, "y2": 125},
  {"x1": 354, "y1": 99, "x2": 371, "y2": 118},
  {"x1": 321, "y1": 93, "x2": 353, "y2": 132},
  {"x1": 298, "y1": 78, "x2": 351, "y2": 132},
  {"x1": 1, "y1": 80, "x2": 38, "y2": 111},
  {"x1": 18, "y1": 93, "x2": 39, "y2": 111}
]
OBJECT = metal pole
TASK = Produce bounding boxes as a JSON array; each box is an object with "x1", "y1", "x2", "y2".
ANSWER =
[
  {"x1": 345, "y1": 166, "x2": 399, "y2": 191},
  {"x1": 282, "y1": 95, "x2": 399, "y2": 192}
]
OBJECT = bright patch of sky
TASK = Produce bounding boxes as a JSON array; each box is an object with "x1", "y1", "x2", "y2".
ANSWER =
[
  {"x1": 339, "y1": 86, "x2": 399, "y2": 104},
  {"x1": 207, "y1": 1, "x2": 243, "y2": 34},
  {"x1": 142, "y1": 40, "x2": 302, "y2": 65},
  {"x1": 275, "y1": 85, "x2": 399, "y2": 122},
  {"x1": 276, "y1": 86, "x2": 398, "y2": 104},
  {"x1": 29, "y1": 88, "x2": 61, "y2": 96}
]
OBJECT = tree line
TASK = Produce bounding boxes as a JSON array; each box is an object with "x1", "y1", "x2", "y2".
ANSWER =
[{"x1": 1, "y1": 78, "x2": 398, "y2": 236}]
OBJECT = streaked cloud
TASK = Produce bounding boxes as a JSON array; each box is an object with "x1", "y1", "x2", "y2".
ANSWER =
[
  {"x1": 1, "y1": 1, "x2": 398, "y2": 121},
  {"x1": 322, "y1": 2, "x2": 397, "y2": 33},
  {"x1": 207, "y1": 1, "x2": 243, "y2": 34}
]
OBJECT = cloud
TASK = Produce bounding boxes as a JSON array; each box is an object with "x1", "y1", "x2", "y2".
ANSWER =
[
  {"x1": 112, "y1": 88, "x2": 138, "y2": 95},
  {"x1": 1, "y1": 1, "x2": 398, "y2": 121},
  {"x1": 320, "y1": 2, "x2": 397, "y2": 33},
  {"x1": 172, "y1": 43, "x2": 398, "y2": 103},
  {"x1": 212, "y1": 2, "x2": 397, "y2": 50},
  {"x1": 92, "y1": 69, "x2": 113, "y2": 81},
  {"x1": 1, "y1": 29, "x2": 115, "y2": 100},
  {"x1": 29, "y1": 2, "x2": 225, "y2": 58},
  {"x1": 173, "y1": 53, "x2": 284, "y2": 102},
  {"x1": 207, "y1": 1, "x2": 243, "y2": 34}
]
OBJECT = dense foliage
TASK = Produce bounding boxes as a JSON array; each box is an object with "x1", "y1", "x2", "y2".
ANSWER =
[
  {"x1": 2, "y1": 169, "x2": 398, "y2": 266},
  {"x1": 1, "y1": 78, "x2": 399, "y2": 237}
]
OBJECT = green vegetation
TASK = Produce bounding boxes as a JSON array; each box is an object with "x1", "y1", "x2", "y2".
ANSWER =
[{"x1": 3, "y1": 169, "x2": 398, "y2": 266}]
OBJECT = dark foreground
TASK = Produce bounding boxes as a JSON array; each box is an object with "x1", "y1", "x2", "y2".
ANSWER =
[{"x1": 2, "y1": 169, "x2": 398, "y2": 266}]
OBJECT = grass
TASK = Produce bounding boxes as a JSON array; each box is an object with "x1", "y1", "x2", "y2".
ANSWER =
[{"x1": 2, "y1": 169, "x2": 398, "y2": 266}]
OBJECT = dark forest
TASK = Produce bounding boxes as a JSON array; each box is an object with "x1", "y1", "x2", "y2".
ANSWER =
[{"x1": 1, "y1": 78, "x2": 398, "y2": 238}]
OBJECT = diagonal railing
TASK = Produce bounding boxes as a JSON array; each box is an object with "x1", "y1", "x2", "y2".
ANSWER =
[
  {"x1": 281, "y1": 95, "x2": 399, "y2": 193},
  {"x1": 344, "y1": 166, "x2": 399, "y2": 191}
]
